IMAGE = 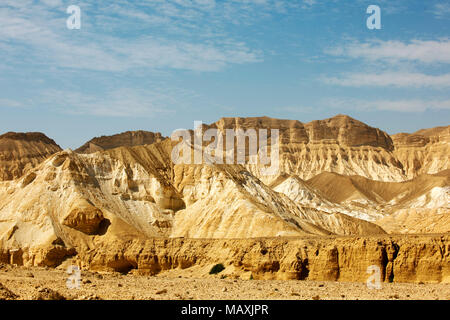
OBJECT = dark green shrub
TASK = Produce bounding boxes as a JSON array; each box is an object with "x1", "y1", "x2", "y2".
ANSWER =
[{"x1": 209, "y1": 263, "x2": 225, "y2": 275}]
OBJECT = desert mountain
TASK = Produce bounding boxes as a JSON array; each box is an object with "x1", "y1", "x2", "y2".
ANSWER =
[
  {"x1": 201, "y1": 116, "x2": 449, "y2": 184},
  {"x1": 75, "y1": 130, "x2": 164, "y2": 154},
  {"x1": 272, "y1": 171, "x2": 449, "y2": 233},
  {"x1": 0, "y1": 132, "x2": 62, "y2": 181},
  {"x1": 0, "y1": 136, "x2": 388, "y2": 266},
  {"x1": 205, "y1": 115, "x2": 405, "y2": 183},
  {"x1": 0, "y1": 115, "x2": 448, "y2": 271},
  {"x1": 392, "y1": 125, "x2": 449, "y2": 179}
]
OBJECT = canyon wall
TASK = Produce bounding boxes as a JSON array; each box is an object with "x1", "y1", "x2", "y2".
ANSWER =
[{"x1": 2, "y1": 235, "x2": 447, "y2": 284}]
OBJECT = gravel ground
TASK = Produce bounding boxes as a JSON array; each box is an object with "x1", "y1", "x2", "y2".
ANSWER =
[{"x1": 0, "y1": 264, "x2": 449, "y2": 300}]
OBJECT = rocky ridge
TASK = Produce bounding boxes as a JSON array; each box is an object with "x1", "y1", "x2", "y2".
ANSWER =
[
  {"x1": 0, "y1": 132, "x2": 62, "y2": 181},
  {"x1": 0, "y1": 115, "x2": 448, "y2": 284}
]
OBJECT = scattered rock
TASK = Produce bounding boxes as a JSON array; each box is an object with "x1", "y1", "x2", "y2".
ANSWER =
[
  {"x1": 156, "y1": 289, "x2": 167, "y2": 295},
  {"x1": 0, "y1": 282, "x2": 19, "y2": 300},
  {"x1": 34, "y1": 287, "x2": 66, "y2": 300}
]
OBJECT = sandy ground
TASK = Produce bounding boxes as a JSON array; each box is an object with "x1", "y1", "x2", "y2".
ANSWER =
[{"x1": 0, "y1": 263, "x2": 449, "y2": 300}]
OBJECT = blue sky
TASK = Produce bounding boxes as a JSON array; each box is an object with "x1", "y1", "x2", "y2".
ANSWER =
[{"x1": 1, "y1": 0, "x2": 450, "y2": 148}]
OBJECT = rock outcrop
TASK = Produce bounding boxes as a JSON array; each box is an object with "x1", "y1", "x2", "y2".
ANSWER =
[
  {"x1": 392, "y1": 126, "x2": 449, "y2": 179},
  {"x1": 0, "y1": 116, "x2": 448, "y2": 284},
  {"x1": 203, "y1": 116, "x2": 406, "y2": 183},
  {"x1": 78, "y1": 235, "x2": 450, "y2": 284},
  {"x1": 75, "y1": 130, "x2": 164, "y2": 154},
  {"x1": 272, "y1": 171, "x2": 449, "y2": 233},
  {"x1": 0, "y1": 132, "x2": 62, "y2": 181}
]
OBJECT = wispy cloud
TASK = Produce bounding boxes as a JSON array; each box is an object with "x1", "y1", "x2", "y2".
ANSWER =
[
  {"x1": 0, "y1": 98, "x2": 27, "y2": 108},
  {"x1": 324, "y1": 39, "x2": 450, "y2": 89},
  {"x1": 323, "y1": 72, "x2": 450, "y2": 88},
  {"x1": 326, "y1": 39, "x2": 450, "y2": 64},
  {"x1": 323, "y1": 98, "x2": 450, "y2": 113},
  {"x1": 0, "y1": 0, "x2": 264, "y2": 73},
  {"x1": 432, "y1": 3, "x2": 450, "y2": 19},
  {"x1": 39, "y1": 88, "x2": 181, "y2": 117}
]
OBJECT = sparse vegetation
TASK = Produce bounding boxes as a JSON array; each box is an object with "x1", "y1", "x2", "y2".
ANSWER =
[{"x1": 209, "y1": 263, "x2": 225, "y2": 275}]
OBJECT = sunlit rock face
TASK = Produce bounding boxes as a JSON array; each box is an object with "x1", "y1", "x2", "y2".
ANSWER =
[{"x1": 0, "y1": 116, "x2": 448, "y2": 281}]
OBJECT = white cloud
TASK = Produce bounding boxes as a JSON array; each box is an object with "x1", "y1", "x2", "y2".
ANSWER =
[
  {"x1": 432, "y1": 3, "x2": 450, "y2": 19},
  {"x1": 0, "y1": 99, "x2": 26, "y2": 108},
  {"x1": 323, "y1": 72, "x2": 450, "y2": 88},
  {"x1": 324, "y1": 98, "x2": 450, "y2": 113},
  {"x1": 0, "y1": 0, "x2": 263, "y2": 73},
  {"x1": 40, "y1": 0, "x2": 63, "y2": 7},
  {"x1": 39, "y1": 88, "x2": 179, "y2": 117},
  {"x1": 327, "y1": 39, "x2": 450, "y2": 64}
]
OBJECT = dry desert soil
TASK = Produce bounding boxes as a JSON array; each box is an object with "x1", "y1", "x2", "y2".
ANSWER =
[{"x1": 0, "y1": 264, "x2": 449, "y2": 300}]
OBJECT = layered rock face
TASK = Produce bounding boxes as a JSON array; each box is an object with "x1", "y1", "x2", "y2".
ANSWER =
[
  {"x1": 73, "y1": 235, "x2": 449, "y2": 284},
  {"x1": 0, "y1": 116, "x2": 448, "y2": 284},
  {"x1": 203, "y1": 115, "x2": 405, "y2": 183},
  {"x1": 0, "y1": 132, "x2": 62, "y2": 181},
  {"x1": 0, "y1": 139, "x2": 387, "y2": 267},
  {"x1": 392, "y1": 126, "x2": 449, "y2": 179},
  {"x1": 205, "y1": 116, "x2": 449, "y2": 183},
  {"x1": 272, "y1": 171, "x2": 450, "y2": 233},
  {"x1": 75, "y1": 130, "x2": 164, "y2": 154}
]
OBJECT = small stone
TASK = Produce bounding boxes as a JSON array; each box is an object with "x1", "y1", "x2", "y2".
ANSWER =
[{"x1": 156, "y1": 289, "x2": 167, "y2": 295}]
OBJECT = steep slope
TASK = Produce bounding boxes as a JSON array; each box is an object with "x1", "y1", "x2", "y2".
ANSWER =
[
  {"x1": 171, "y1": 164, "x2": 384, "y2": 238},
  {"x1": 0, "y1": 138, "x2": 388, "y2": 266},
  {"x1": 75, "y1": 130, "x2": 164, "y2": 154},
  {"x1": 304, "y1": 171, "x2": 449, "y2": 233},
  {"x1": 271, "y1": 170, "x2": 449, "y2": 234},
  {"x1": 0, "y1": 141, "x2": 183, "y2": 266},
  {"x1": 0, "y1": 115, "x2": 447, "y2": 271},
  {"x1": 79, "y1": 235, "x2": 450, "y2": 284},
  {"x1": 304, "y1": 114, "x2": 394, "y2": 150},
  {"x1": 0, "y1": 132, "x2": 62, "y2": 181},
  {"x1": 392, "y1": 125, "x2": 449, "y2": 179},
  {"x1": 203, "y1": 115, "x2": 406, "y2": 184},
  {"x1": 271, "y1": 174, "x2": 383, "y2": 222},
  {"x1": 306, "y1": 171, "x2": 449, "y2": 209}
]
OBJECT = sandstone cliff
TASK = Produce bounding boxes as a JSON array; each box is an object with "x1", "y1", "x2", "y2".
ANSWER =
[
  {"x1": 392, "y1": 126, "x2": 449, "y2": 179},
  {"x1": 204, "y1": 115, "x2": 406, "y2": 183},
  {"x1": 75, "y1": 130, "x2": 164, "y2": 154},
  {"x1": 41, "y1": 235, "x2": 450, "y2": 284},
  {"x1": 0, "y1": 132, "x2": 62, "y2": 181},
  {"x1": 0, "y1": 116, "x2": 448, "y2": 284}
]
